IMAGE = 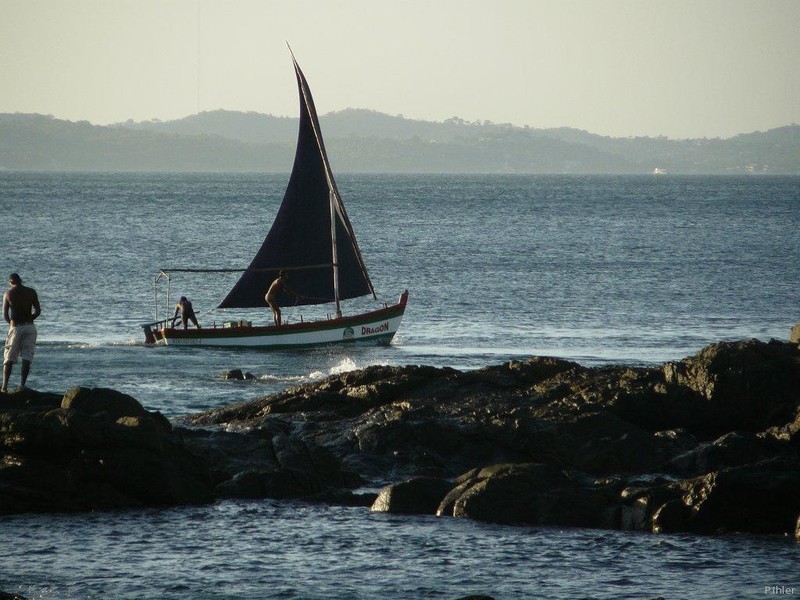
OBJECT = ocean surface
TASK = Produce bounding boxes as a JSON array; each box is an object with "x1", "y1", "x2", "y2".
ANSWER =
[{"x1": 0, "y1": 172, "x2": 798, "y2": 599}]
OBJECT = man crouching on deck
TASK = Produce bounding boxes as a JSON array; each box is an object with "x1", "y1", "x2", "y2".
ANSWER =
[{"x1": 2, "y1": 273, "x2": 41, "y2": 393}]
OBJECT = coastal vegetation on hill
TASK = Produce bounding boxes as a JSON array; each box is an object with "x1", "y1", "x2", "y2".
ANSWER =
[{"x1": 1, "y1": 110, "x2": 798, "y2": 173}]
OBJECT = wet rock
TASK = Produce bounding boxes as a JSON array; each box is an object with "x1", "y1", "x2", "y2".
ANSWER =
[
  {"x1": 620, "y1": 480, "x2": 682, "y2": 531},
  {"x1": 371, "y1": 476, "x2": 454, "y2": 514},
  {"x1": 668, "y1": 431, "x2": 778, "y2": 476},
  {"x1": 302, "y1": 488, "x2": 377, "y2": 507},
  {"x1": 631, "y1": 457, "x2": 800, "y2": 535},
  {"x1": 513, "y1": 411, "x2": 669, "y2": 474},
  {"x1": 677, "y1": 458, "x2": 800, "y2": 534},
  {"x1": 506, "y1": 356, "x2": 582, "y2": 384},
  {"x1": 0, "y1": 388, "x2": 212, "y2": 514},
  {"x1": 5, "y1": 337, "x2": 800, "y2": 537},
  {"x1": 214, "y1": 468, "x2": 325, "y2": 500},
  {"x1": 651, "y1": 499, "x2": 692, "y2": 534},
  {"x1": 438, "y1": 463, "x2": 619, "y2": 529},
  {"x1": 222, "y1": 369, "x2": 255, "y2": 381},
  {"x1": 662, "y1": 339, "x2": 800, "y2": 435},
  {"x1": 61, "y1": 386, "x2": 152, "y2": 421},
  {"x1": 179, "y1": 338, "x2": 800, "y2": 535},
  {"x1": 653, "y1": 428, "x2": 698, "y2": 456},
  {"x1": 178, "y1": 422, "x2": 363, "y2": 502}
]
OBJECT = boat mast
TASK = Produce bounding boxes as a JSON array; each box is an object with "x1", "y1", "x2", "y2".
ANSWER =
[
  {"x1": 328, "y1": 188, "x2": 341, "y2": 318},
  {"x1": 289, "y1": 47, "x2": 376, "y2": 317},
  {"x1": 290, "y1": 48, "x2": 344, "y2": 317}
]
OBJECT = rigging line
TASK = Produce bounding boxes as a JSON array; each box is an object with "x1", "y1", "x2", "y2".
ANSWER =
[
  {"x1": 251, "y1": 264, "x2": 334, "y2": 272},
  {"x1": 160, "y1": 268, "x2": 244, "y2": 273},
  {"x1": 294, "y1": 293, "x2": 334, "y2": 302},
  {"x1": 159, "y1": 264, "x2": 334, "y2": 274}
]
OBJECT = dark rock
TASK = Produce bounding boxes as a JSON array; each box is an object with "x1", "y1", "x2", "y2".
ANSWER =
[
  {"x1": 61, "y1": 387, "x2": 151, "y2": 421},
  {"x1": 678, "y1": 458, "x2": 800, "y2": 534},
  {"x1": 0, "y1": 387, "x2": 60, "y2": 411},
  {"x1": 222, "y1": 369, "x2": 255, "y2": 380},
  {"x1": 178, "y1": 338, "x2": 800, "y2": 535},
  {"x1": 178, "y1": 425, "x2": 281, "y2": 471},
  {"x1": 653, "y1": 428, "x2": 699, "y2": 456},
  {"x1": 603, "y1": 375, "x2": 704, "y2": 433},
  {"x1": 0, "y1": 591, "x2": 27, "y2": 600},
  {"x1": 669, "y1": 431, "x2": 778, "y2": 476},
  {"x1": 620, "y1": 480, "x2": 682, "y2": 531},
  {"x1": 192, "y1": 364, "x2": 460, "y2": 425},
  {"x1": 302, "y1": 488, "x2": 377, "y2": 507},
  {"x1": 214, "y1": 468, "x2": 325, "y2": 500},
  {"x1": 371, "y1": 476, "x2": 454, "y2": 514},
  {"x1": 0, "y1": 388, "x2": 212, "y2": 514},
  {"x1": 440, "y1": 463, "x2": 619, "y2": 529},
  {"x1": 662, "y1": 339, "x2": 800, "y2": 434},
  {"x1": 506, "y1": 356, "x2": 581, "y2": 384},
  {"x1": 514, "y1": 410, "x2": 669, "y2": 474},
  {"x1": 5, "y1": 337, "x2": 799, "y2": 536},
  {"x1": 652, "y1": 499, "x2": 692, "y2": 534},
  {"x1": 179, "y1": 422, "x2": 363, "y2": 502},
  {"x1": 214, "y1": 470, "x2": 273, "y2": 498}
]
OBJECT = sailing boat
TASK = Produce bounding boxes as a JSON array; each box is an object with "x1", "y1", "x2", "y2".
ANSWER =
[{"x1": 141, "y1": 53, "x2": 408, "y2": 348}]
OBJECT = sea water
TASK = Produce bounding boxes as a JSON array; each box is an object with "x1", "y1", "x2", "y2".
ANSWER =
[{"x1": 0, "y1": 172, "x2": 798, "y2": 599}]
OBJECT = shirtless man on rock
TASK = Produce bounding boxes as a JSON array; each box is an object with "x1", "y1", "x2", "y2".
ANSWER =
[{"x1": 2, "y1": 273, "x2": 41, "y2": 393}]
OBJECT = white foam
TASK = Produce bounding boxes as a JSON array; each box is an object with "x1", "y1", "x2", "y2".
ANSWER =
[{"x1": 328, "y1": 357, "x2": 359, "y2": 376}]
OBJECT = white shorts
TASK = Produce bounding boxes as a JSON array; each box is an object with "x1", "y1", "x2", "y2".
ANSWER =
[{"x1": 4, "y1": 323, "x2": 37, "y2": 364}]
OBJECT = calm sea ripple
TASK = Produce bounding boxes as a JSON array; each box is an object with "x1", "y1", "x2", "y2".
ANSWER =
[
  {"x1": 1, "y1": 173, "x2": 799, "y2": 599},
  {"x1": 1, "y1": 501, "x2": 799, "y2": 600}
]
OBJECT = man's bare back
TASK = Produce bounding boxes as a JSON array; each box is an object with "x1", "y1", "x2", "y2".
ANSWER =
[
  {"x1": 265, "y1": 276, "x2": 287, "y2": 302},
  {"x1": 265, "y1": 271, "x2": 298, "y2": 327},
  {"x1": 3, "y1": 284, "x2": 40, "y2": 326}
]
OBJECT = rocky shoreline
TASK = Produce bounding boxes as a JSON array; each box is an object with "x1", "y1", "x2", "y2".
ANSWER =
[{"x1": 2, "y1": 338, "x2": 800, "y2": 539}]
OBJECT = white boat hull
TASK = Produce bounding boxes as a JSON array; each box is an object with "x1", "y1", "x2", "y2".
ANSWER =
[{"x1": 144, "y1": 292, "x2": 407, "y2": 349}]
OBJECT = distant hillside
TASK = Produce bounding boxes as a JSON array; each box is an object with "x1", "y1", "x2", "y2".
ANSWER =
[{"x1": 1, "y1": 110, "x2": 798, "y2": 173}]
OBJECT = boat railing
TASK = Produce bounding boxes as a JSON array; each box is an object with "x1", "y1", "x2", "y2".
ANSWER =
[
  {"x1": 150, "y1": 267, "x2": 245, "y2": 328},
  {"x1": 141, "y1": 317, "x2": 173, "y2": 344}
]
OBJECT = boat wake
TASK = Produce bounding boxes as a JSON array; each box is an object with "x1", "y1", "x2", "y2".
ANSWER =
[{"x1": 39, "y1": 339, "x2": 144, "y2": 350}]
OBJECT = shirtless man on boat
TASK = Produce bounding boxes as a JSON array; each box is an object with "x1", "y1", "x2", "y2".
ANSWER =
[
  {"x1": 265, "y1": 270, "x2": 298, "y2": 327},
  {"x1": 171, "y1": 296, "x2": 200, "y2": 329}
]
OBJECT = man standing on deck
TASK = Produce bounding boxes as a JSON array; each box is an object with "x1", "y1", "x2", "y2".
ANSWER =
[
  {"x1": 2, "y1": 273, "x2": 41, "y2": 393},
  {"x1": 265, "y1": 270, "x2": 298, "y2": 327}
]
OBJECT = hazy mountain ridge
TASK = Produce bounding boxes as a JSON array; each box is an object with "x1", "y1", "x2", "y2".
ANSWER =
[{"x1": 1, "y1": 110, "x2": 798, "y2": 173}]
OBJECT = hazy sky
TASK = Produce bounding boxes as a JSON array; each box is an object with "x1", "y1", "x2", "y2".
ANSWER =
[{"x1": 2, "y1": 0, "x2": 799, "y2": 139}]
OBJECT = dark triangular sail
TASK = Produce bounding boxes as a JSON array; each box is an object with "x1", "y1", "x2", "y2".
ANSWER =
[{"x1": 218, "y1": 56, "x2": 375, "y2": 309}]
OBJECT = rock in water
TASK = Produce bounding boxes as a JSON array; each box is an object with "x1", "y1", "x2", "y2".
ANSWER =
[
  {"x1": 221, "y1": 369, "x2": 255, "y2": 380},
  {"x1": 371, "y1": 476, "x2": 453, "y2": 514},
  {"x1": 0, "y1": 387, "x2": 213, "y2": 513},
  {"x1": 4, "y1": 338, "x2": 800, "y2": 538}
]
